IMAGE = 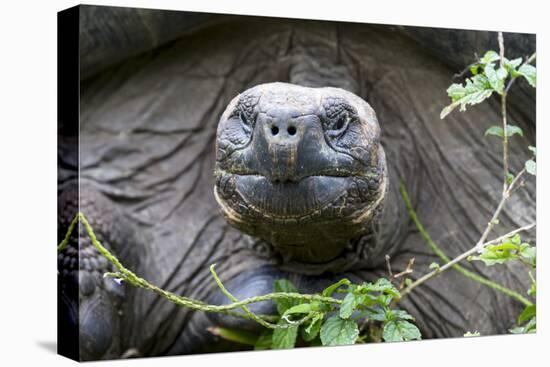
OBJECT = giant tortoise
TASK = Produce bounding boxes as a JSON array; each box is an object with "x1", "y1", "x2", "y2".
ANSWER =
[{"x1": 57, "y1": 5, "x2": 536, "y2": 361}]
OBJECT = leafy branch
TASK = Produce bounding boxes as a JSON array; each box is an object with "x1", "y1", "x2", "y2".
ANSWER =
[
  {"x1": 398, "y1": 32, "x2": 536, "y2": 334},
  {"x1": 59, "y1": 212, "x2": 421, "y2": 349},
  {"x1": 399, "y1": 182, "x2": 534, "y2": 307}
]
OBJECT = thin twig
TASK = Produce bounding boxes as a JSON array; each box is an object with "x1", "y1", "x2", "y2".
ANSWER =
[
  {"x1": 498, "y1": 32, "x2": 510, "y2": 193},
  {"x1": 399, "y1": 183, "x2": 534, "y2": 306},
  {"x1": 394, "y1": 258, "x2": 415, "y2": 279},
  {"x1": 385, "y1": 254, "x2": 393, "y2": 278}
]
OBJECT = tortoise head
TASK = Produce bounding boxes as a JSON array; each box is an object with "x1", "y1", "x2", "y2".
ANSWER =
[{"x1": 214, "y1": 82, "x2": 387, "y2": 264}]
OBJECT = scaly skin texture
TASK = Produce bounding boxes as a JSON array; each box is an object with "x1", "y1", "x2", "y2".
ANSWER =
[
  {"x1": 214, "y1": 83, "x2": 388, "y2": 267},
  {"x1": 58, "y1": 7, "x2": 535, "y2": 360}
]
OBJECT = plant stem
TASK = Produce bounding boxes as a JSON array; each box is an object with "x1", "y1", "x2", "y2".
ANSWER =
[
  {"x1": 57, "y1": 212, "x2": 79, "y2": 252},
  {"x1": 62, "y1": 213, "x2": 341, "y2": 329},
  {"x1": 504, "y1": 52, "x2": 537, "y2": 95},
  {"x1": 399, "y1": 183, "x2": 534, "y2": 306},
  {"x1": 498, "y1": 32, "x2": 510, "y2": 193}
]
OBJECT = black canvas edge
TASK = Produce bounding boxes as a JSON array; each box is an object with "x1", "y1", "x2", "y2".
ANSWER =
[{"x1": 57, "y1": 4, "x2": 80, "y2": 362}]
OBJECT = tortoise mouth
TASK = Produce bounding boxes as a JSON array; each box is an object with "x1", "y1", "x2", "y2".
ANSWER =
[
  {"x1": 215, "y1": 170, "x2": 374, "y2": 223},
  {"x1": 233, "y1": 174, "x2": 352, "y2": 219}
]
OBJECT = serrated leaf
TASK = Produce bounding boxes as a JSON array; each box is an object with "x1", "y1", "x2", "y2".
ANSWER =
[
  {"x1": 372, "y1": 278, "x2": 400, "y2": 298},
  {"x1": 322, "y1": 278, "x2": 351, "y2": 297},
  {"x1": 485, "y1": 63, "x2": 506, "y2": 94},
  {"x1": 504, "y1": 57, "x2": 522, "y2": 71},
  {"x1": 517, "y1": 64, "x2": 536, "y2": 87},
  {"x1": 364, "y1": 307, "x2": 387, "y2": 322},
  {"x1": 390, "y1": 309, "x2": 415, "y2": 321},
  {"x1": 340, "y1": 292, "x2": 359, "y2": 319},
  {"x1": 439, "y1": 89, "x2": 493, "y2": 119},
  {"x1": 441, "y1": 75, "x2": 494, "y2": 119},
  {"x1": 518, "y1": 304, "x2": 536, "y2": 324},
  {"x1": 480, "y1": 50, "x2": 500, "y2": 65},
  {"x1": 302, "y1": 313, "x2": 323, "y2": 342},
  {"x1": 471, "y1": 243, "x2": 518, "y2": 266},
  {"x1": 320, "y1": 315, "x2": 359, "y2": 346},
  {"x1": 485, "y1": 125, "x2": 504, "y2": 138},
  {"x1": 272, "y1": 322, "x2": 298, "y2": 349},
  {"x1": 525, "y1": 159, "x2": 536, "y2": 175},
  {"x1": 273, "y1": 279, "x2": 299, "y2": 315},
  {"x1": 383, "y1": 320, "x2": 422, "y2": 342}
]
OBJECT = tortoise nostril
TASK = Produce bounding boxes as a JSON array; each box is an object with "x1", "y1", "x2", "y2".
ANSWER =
[
  {"x1": 271, "y1": 125, "x2": 279, "y2": 135},
  {"x1": 287, "y1": 126, "x2": 296, "y2": 136}
]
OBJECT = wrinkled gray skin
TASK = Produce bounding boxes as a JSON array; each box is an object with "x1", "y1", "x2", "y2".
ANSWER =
[{"x1": 58, "y1": 6, "x2": 535, "y2": 361}]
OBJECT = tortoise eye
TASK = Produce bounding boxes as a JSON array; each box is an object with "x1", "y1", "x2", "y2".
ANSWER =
[
  {"x1": 238, "y1": 109, "x2": 255, "y2": 133},
  {"x1": 239, "y1": 110, "x2": 248, "y2": 124},
  {"x1": 335, "y1": 114, "x2": 347, "y2": 130},
  {"x1": 330, "y1": 113, "x2": 349, "y2": 132}
]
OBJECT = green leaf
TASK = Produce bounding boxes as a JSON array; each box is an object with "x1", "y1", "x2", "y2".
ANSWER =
[
  {"x1": 363, "y1": 307, "x2": 388, "y2": 322},
  {"x1": 518, "y1": 304, "x2": 536, "y2": 324},
  {"x1": 504, "y1": 57, "x2": 522, "y2": 72},
  {"x1": 273, "y1": 279, "x2": 299, "y2": 315},
  {"x1": 517, "y1": 64, "x2": 536, "y2": 87},
  {"x1": 484, "y1": 125, "x2": 522, "y2": 138},
  {"x1": 340, "y1": 292, "x2": 360, "y2": 319},
  {"x1": 322, "y1": 278, "x2": 351, "y2": 297},
  {"x1": 525, "y1": 159, "x2": 536, "y2": 175},
  {"x1": 429, "y1": 262, "x2": 440, "y2": 270},
  {"x1": 485, "y1": 125, "x2": 504, "y2": 138},
  {"x1": 506, "y1": 125, "x2": 523, "y2": 137},
  {"x1": 506, "y1": 173, "x2": 515, "y2": 185},
  {"x1": 528, "y1": 275, "x2": 536, "y2": 297},
  {"x1": 480, "y1": 50, "x2": 500, "y2": 65},
  {"x1": 471, "y1": 243, "x2": 518, "y2": 266},
  {"x1": 372, "y1": 278, "x2": 400, "y2": 298},
  {"x1": 389, "y1": 309, "x2": 415, "y2": 321},
  {"x1": 519, "y1": 243, "x2": 536, "y2": 265},
  {"x1": 302, "y1": 313, "x2": 323, "y2": 342},
  {"x1": 440, "y1": 75, "x2": 494, "y2": 119},
  {"x1": 485, "y1": 63, "x2": 506, "y2": 94},
  {"x1": 283, "y1": 303, "x2": 312, "y2": 316},
  {"x1": 510, "y1": 317, "x2": 536, "y2": 334},
  {"x1": 528, "y1": 146, "x2": 536, "y2": 156},
  {"x1": 208, "y1": 327, "x2": 258, "y2": 346},
  {"x1": 464, "y1": 331, "x2": 481, "y2": 337},
  {"x1": 254, "y1": 330, "x2": 273, "y2": 350},
  {"x1": 383, "y1": 320, "x2": 422, "y2": 342},
  {"x1": 320, "y1": 315, "x2": 359, "y2": 346},
  {"x1": 272, "y1": 322, "x2": 298, "y2": 349}
]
